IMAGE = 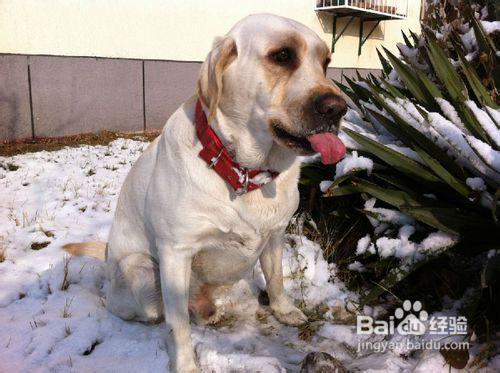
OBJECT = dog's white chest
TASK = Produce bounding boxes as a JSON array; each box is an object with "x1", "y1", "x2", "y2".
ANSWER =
[
  {"x1": 189, "y1": 185, "x2": 298, "y2": 286},
  {"x1": 191, "y1": 230, "x2": 269, "y2": 285}
]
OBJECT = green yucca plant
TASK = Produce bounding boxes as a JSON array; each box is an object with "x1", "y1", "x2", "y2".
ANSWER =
[{"x1": 301, "y1": 1, "x2": 500, "y2": 343}]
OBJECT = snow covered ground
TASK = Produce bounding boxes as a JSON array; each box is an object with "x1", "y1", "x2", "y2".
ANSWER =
[{"x1": 0, "y1": 139, "x2": 497, "y2": 372}]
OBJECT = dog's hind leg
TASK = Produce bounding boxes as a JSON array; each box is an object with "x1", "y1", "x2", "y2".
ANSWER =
[{"x1": 106, "y1": 253, "x2": 163, "y2": 324}]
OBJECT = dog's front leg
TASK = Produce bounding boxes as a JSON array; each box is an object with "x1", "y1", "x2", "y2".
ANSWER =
[
  {"x1": 259, "y1": 231, "x2": 307, "y2": 326},
  {"x1": 157, "y1": 245, "x2": 199, "y2": 373}
]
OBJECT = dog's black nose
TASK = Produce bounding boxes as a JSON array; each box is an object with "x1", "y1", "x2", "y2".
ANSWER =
[{"x1": 313, "y1": 93, "x2": 347, "y2": 118}]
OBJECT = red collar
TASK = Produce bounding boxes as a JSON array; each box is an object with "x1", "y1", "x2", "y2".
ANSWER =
[{"x1": 195, "y1": 99, "x2": 279, "y2": 195}]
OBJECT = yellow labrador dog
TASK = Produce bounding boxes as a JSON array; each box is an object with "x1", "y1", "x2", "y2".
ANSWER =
[{"x1": 66, "y1": 13, "x2": 347, "y2": 372}]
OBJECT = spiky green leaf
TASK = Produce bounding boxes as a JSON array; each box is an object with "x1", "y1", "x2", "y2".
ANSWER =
[
  {"x1": 401, "y1": 31, "x2": 413, "y2": 48},
  {"x1": 379, "y1": 78, "x2": 405, "y2": 99},
  {"x1": 383, "y1": 47, "x2": 439, "y2": 110},
  {"x1": 424, "y1": 30, "x2": 468, "y2": 103},
  {"x1": 376, "y1": 48, "x2": 393, "y2": 76},
  {"x1": 366, "y1": 100, "x2": 466, "y2": 179},
  {"x1": 456, "y1": 48, "x2": 498, "y2": 109},
  {"x1": 343, "y1": 178, "x2": 430, "y2": 208},
  {"x1": 400, "y1": 206, "x2": 499, "y2": 238},
  {"x1": 343, "y1": 128, "x2": 442, "y2": 184},
  {"x1": 414, "y1": 147, "x2": 470, "y2": 197}
]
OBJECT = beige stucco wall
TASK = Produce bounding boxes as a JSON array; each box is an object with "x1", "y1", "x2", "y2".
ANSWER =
[{"x1": 0, "y1": 0, "x2": 421, "y2": 69}]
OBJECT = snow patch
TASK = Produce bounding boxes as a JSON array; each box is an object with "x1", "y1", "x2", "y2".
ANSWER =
[
  {"x1": 480, "y1": 20, "x2": 500, "y2": 34},
  {"x1": 334, "y1": 151, "x2": 373, "y2": 179},
  {"x1": 319, "y1": 180, "x2": 333, "y2": 193},
  {"x1": 466, "y1": 177, "x2": 487, "y2": 191}
]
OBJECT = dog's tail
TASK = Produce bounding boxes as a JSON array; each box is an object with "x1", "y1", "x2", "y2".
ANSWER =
[{"x1": 63, "y1": 241, "x2": 107, "y2": 260}]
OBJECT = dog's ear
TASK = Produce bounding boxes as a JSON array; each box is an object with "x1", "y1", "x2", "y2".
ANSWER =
[{"x1": 197, "y1": 36, "x2": 237, "y2": 123}]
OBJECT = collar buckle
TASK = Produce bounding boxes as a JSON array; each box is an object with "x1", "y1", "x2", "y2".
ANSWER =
[
  {"x1": 235, "y1": 169, "x2": 249, "y2": 196},
  {"x1": 208, "y1": 149, "x2": 224, "y2": 169}
]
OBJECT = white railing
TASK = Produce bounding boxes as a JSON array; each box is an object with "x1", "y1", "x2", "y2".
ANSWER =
[{"x1": 315, "y1": 0, "x2": 408, "y2": 18}]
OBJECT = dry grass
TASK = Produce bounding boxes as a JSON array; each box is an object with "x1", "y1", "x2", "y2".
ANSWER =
[
  {"x1": 30, "y1": 241, "x2": 50, "y2": 251},
  {"x1": 469, "y1": 341, "x2": 498, "y2": 369},
  {"x1": 60, "y1": 255, "x2": 72, "y2": 291},
  {"x1": 207, "y1": 313, "x2": 238, "y2": 329},
  {"x1": 64, "y1": 323, "x2": 72, "y2": 337},
  {"x1": 297, "y1": 305, "x2": 331, "y2": 342},
  {"x1": 1, "y1": 130, "x2": 160, "y2": 157},
  {"x1": 62, "y1": 297, "x2": 74, "y2": 318},
  {"x1": 0, "y1": 162, "x2": 19, "y2": 171},
  {"x1": 0, "y1": 236, "x2": 5, "y2": 263}
]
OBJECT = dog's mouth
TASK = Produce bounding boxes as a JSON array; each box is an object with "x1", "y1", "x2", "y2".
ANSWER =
[
  {"x1": 271, "y1": 125, "x2": 313, "y2": 153},
  {"x1": 270, "y1": 120, "x2": 346, "y2": 165}
]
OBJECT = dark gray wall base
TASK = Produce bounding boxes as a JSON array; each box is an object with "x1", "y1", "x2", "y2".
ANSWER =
[
  {"x1": 31, "y1": 56, "x2": 144, "y2": 137},
  {"x1": 0, "y1": 55, "x2": 32, "y2": 140},
  {"x1": 0, "y1": 54, "x2": 381, "y2": 141},
  {"x1": 144, "y1": 60, "x2": 201, "y2": 129}
]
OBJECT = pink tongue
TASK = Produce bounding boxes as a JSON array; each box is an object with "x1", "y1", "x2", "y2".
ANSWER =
[{"x1": 307, "y1": 133, "x2": 346, "y2": 165}]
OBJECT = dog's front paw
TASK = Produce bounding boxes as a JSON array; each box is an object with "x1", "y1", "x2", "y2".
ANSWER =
[
  {"x1": 271, "y1": 303, "x2": 308, "y2": 326},
  {"x1": 169, "y1": 359, "x2": 199, "y2": 373},
  {"x1": 168, "y1": 347, "x2": 200, "y2": 373},
  {"x1": 183, "y1": 365, "x2": 200, "y2": 373}
]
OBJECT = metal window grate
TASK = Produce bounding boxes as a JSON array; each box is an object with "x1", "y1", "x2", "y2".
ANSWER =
[
  {"x1": 315, "y1": 0, "x2": 408, "y2": 19},
  {"x1": 315, "y1": 0, "x2": 409, "y2": 55}
]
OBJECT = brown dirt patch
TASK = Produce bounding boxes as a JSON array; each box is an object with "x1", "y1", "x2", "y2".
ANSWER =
[{"x1": 1, "y1": 130, "x2": 161, "y2": 157}]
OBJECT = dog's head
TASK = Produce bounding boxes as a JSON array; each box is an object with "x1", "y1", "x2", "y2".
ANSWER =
[{"x1": 197, "y1": 14, "x2": 347, "y2": 164}]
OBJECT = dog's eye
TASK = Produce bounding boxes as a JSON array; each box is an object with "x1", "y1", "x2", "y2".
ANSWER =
[{"x1": 270, "y1": 48, "x2": 294, "y2": 65}]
